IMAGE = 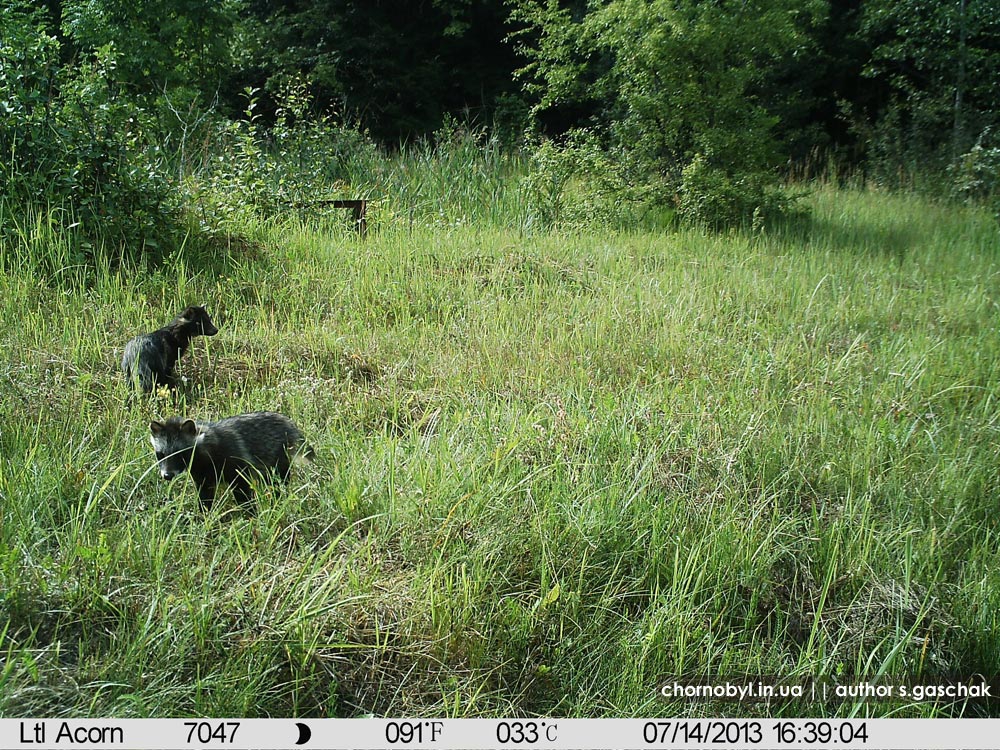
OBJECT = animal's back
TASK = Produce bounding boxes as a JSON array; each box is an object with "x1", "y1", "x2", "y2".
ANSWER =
[
  {"x1": 122, "y1": 333, "x2": 165, "y2": 391},
  {"x1": 198, "y1": 411, "x2": 307, "y2": 476}
]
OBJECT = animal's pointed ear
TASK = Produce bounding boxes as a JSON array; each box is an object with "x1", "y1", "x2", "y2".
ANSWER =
[
  {"x1": 150, "y1": 420, "x2": 165, "y2": 435},
  {"x1": 181, "y1": 419, "x2": 198, "y2": 437}
]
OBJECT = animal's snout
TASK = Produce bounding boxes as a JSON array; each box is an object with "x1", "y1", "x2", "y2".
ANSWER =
[{"x1": 160, "y1": 468, "x2": 179, "y2": 481}]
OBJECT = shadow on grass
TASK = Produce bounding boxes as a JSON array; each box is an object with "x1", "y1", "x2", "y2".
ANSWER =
[
  {"x1": 176, "y1": 230, "x2": 270, "y2": 277},
  {"x1": 770, "y1": 210, "x2": 919, "y2": 263}
]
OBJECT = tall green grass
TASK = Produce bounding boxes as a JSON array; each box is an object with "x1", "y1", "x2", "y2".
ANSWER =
[
  {"x1": 1, "y1": 184, "x2": 999, "y2": 718},
  {"x1": 181, "y1": 121, "x2": 533, "y2": 237}
]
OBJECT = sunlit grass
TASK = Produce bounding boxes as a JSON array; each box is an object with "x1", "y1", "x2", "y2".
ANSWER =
[{"x1": 1, "y1": 184, "x2": 999, "y2": 718}]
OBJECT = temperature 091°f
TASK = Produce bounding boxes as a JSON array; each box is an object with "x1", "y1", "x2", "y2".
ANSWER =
[{"x1": 385, "y1": 721, "x2": 444, "y2": 744}]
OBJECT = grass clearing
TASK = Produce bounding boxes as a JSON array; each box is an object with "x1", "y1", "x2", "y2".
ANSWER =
[{"x1": 1, "y1": 184, "x2": 999, "y2": 717}]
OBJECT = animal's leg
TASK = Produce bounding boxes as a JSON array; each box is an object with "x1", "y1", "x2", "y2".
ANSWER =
[{"x1": 196, "y1": 479, "x2": 217, "y2": 511}]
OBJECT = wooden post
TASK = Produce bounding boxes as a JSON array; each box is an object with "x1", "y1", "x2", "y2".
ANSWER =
[
  {"x1": 329, "y1": 199, "x2": 367, "y2": 237},
  {"x1": 285, "y1": 199, "x2": 368, "y2": 237}
]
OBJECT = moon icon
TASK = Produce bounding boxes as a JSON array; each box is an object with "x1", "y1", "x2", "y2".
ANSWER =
[{"x1": 294, "y1": 722, "x2": 312, "y2": 745}]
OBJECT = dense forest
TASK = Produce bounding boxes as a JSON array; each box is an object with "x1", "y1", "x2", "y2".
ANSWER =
[{"x1": 2, "y1": 0, "x2": 999, "y2": 253}]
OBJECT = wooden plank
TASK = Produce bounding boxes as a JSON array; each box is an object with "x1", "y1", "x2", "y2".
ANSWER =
[{"x1": 284, "y1": 199, "x2": 367, "y2": 236}]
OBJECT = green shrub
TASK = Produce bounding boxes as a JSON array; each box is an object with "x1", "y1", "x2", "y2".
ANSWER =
[
  {"x1": 950, "y1": 130, "x2": 1000, "y2": 223},
  {"x1": 512, "y1": 0, "x2": 813, "y2": 230},
  {"x1": 0, "y1": 4, "x2": 180, "y2": 265},
  {"x1": 678, "y1": 155, "x2": 797, "y2": 229},
  {"x1": 521, "y1": 132, "x2": 655, "y2": 231}
]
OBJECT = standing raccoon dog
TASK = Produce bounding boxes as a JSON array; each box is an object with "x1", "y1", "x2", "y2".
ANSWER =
[
  {"x1": 150, "y1": 412, "x2": 311, "y2": 510},
  {"x1": 122, "y1": 305, "x2": 219, "y2": 391}
]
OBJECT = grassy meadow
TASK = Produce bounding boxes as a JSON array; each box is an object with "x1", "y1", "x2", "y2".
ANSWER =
[{"x1": 2, "y1": 183, "x2": 1000, "y2": 718}]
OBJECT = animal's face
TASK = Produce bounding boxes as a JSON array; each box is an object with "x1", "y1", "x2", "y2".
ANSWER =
[
  {"x1": 149, "y1": 419, "x2": 199, "y2": 481},
  {"x1": 182, "y1": 305, "x2": 219, "y2": 337}
]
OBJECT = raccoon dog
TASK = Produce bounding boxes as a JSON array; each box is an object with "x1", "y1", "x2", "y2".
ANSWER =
[
  {"x1": 122, "y1": 305, "x2": 219, "y2": 391},
  {"x1": 149, "y1": 412, "x2": 311, "y2": 510}
]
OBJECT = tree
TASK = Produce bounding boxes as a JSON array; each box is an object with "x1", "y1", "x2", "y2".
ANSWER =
[
  {"x1": 512, "y1": 0, "x2": 824, "y2": 224},
  {"x1": 759, "y1": 0, "x2": 870, "y2": 167},
  {"x1": 61, "y1": 0, "x2": 239, "y2": 98},
  {"x1": 860, "y1": 0, "x2": 1000, "y2": 171},
  {"x1": 0, "y1": 0, "x2": 180, "y2": 259},
  {"x1": 236, "y1": 0, "x2": 521, "y2": 141}
]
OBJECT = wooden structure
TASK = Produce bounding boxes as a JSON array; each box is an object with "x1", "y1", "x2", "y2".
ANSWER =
[{"x1": 286, "y1": 199, "x2": 367, "y2": 237}]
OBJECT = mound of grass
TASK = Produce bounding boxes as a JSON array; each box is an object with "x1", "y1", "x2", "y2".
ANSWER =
[{"x1": 2, "y1": 185, "x2": 999, "y2": 718}]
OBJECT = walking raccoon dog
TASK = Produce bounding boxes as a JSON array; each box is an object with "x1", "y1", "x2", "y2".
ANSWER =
[
  {"x1": 123, "y1": 305, "x2": 219, "y2": 391},
  {"x1": 149, "y1": 412, "x2": 312, "y2": 510}
]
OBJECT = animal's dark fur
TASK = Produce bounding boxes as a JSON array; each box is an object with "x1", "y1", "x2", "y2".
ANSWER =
[
  {"x1": 149, "y1": 412, "x2": 311, "y2": 510},
  {"x1": 122, "y1": 305, "x2": 219, "y2": 391}
]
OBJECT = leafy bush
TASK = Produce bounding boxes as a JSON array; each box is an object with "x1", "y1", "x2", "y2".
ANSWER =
[
  {"x1": 520, "y1": 133, "x2": 652, "y2": 230},
  {"x1": 859, "y1": 0, "x2": 1000, "y2": 185},
  {"x1": 0, "y1": 4, "x2": 179, "y2": 265},
  {"x1": 512, "y1": 0, "x2": 815, "y2": 229},
  {"x1": 61, "y1": 0, "x2": 238, "y2": 100},
  {"x1": 678, "y1": 155, "x2": 798, "y2": 229},
  {"x1": 950, "y1": 130, "x2": 1000, "y2": 222}
]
